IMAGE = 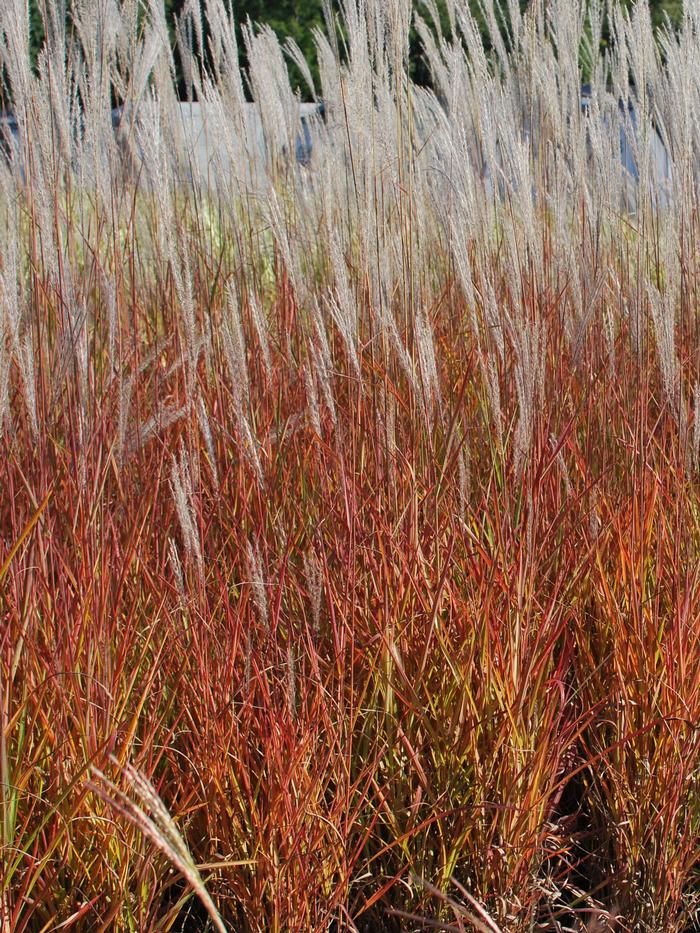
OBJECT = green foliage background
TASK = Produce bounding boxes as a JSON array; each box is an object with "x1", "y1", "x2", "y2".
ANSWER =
[
  {"x1": 25, "y1": 0, "x2": 687, "y2": 99},
  {"x1": 164, "y1": 0, "x2": 687, "y2": 92}
]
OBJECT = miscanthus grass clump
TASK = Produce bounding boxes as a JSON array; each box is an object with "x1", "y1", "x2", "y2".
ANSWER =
[{"x1": 3, "y1": 0, "x2": 700, "y2": 929}]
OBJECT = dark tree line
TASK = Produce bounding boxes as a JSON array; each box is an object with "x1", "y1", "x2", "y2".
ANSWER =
[{"x1": 22, "y1": 0, "x2": 687, "y2": 101}]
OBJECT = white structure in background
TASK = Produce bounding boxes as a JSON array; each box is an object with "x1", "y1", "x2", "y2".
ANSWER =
[
  {"x1": 0, "y1": 94, "x2": 673, "y2": 209},
  {"x1": 416, "y1": 88, "x2": 673, "y2": 212},
  {"x1": 112, "y1": 93, "x2": 674, "y2": 209},
  {"x1": 112, "y1": 100, "x2": 326, "y2": 188}
]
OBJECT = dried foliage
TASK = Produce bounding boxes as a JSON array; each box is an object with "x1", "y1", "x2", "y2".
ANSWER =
[{"x1": 2, "y1": 0, "x2": 700, "y2": 930}]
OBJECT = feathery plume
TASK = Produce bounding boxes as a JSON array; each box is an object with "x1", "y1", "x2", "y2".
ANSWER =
[{"x1": 170, "y1": 444, "x2": 204, "y2": 579}]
